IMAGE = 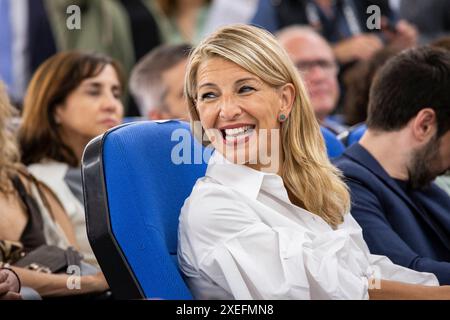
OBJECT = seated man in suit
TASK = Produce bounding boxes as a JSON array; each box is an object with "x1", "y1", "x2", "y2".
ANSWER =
[{"x1": 334, "y1": 46, "x2": 450, "y2": 284}]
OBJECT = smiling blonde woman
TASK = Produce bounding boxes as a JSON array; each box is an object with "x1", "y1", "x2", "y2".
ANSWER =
[{"x1": 177, "y1": 24, "x2": 450, "y2": 300}]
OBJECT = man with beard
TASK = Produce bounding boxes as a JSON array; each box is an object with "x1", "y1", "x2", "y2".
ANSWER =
[{"x1": 334, "y1": 46, "x2": 450, "y2": 284}]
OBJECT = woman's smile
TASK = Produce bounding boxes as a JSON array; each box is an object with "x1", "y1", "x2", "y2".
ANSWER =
[{"x1": 219, "y1": 123, "x2": 256, "y2": 145}]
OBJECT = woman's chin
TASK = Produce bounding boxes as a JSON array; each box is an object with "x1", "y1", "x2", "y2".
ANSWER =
[{"x1": 217, "y1": 145, "x2": 258, "y2": 166}]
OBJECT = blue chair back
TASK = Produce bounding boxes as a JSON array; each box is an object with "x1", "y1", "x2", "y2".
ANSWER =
[
  {"x1": 82, "y1": 120, "x2": 209, "y2": 299},
  {"x1": 347, "y1": 124, "x2": 367, "y2": 146},
  {"x1": 320, "y1": 126, "x2": 345, "y2": 158}
]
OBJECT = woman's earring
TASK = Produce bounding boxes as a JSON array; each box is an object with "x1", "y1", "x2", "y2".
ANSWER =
[{"x1": 278, "y1": 114, "x2": 287, "y2": 122}]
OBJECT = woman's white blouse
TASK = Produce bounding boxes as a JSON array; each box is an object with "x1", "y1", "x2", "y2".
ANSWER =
[
  {"x1": 28, "y1": 160, "x2": 98, "y2": 267},
  {"x1": 177, "y1": 152, "x2": 439, "y2": 300}
]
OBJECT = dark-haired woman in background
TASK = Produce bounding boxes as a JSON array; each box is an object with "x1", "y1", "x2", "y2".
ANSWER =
[{"x1": 19, "y1": 51, "x2": 125, "y2": 267}]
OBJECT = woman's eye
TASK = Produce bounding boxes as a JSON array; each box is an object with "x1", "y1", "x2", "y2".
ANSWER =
[
  {"x1": 112, "y1": 90, "x2": 122, "y2": 99},
  {"x1": 86, "y1": 90, "x2": 100, "y2": 96},
  {"x1": 200, "y1": 92, "x2": 216, "y2": 100},
  {"x1": 239, "y1": 86, "x2": 255, "y2": 94}
]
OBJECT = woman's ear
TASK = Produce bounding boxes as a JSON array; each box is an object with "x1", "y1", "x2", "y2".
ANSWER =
[
  {"x1": 54, "y1": 104, "x2": 64, "y2": 125},
  {"x1": 279, "y1": 83, "x2": 295, "y2": 119}
]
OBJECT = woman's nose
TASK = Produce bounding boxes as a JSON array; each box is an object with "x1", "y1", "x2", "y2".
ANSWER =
[
  {"x1": 219, "y1": 97, "x2": 242, "y2": 120},
  {"x1": 102, "y1": 94, "x2": 123, "y2": 113}
]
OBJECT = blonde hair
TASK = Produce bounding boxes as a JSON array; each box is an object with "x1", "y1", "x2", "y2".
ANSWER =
[
  {"x1": 185, "y1": 24, "x2": 350, "y2": 228},
  {"x1": 0, "y1": 82, "x2": 21, "y2": 193}
]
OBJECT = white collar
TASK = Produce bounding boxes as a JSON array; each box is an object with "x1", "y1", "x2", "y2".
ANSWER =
[{"x1": 205, "y1": 151, "x2": 290, "y2": 203}]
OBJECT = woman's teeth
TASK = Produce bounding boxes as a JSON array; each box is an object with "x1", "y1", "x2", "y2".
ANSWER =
[
  {"x1": 223, "y1": 125, "x2": 255, "y2": 141},
  {"x1": 224, "y1": 125, "x2": 253, "y2": 136}
]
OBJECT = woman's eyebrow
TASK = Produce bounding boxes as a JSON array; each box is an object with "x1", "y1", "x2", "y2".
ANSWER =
[
  {"x1": 82, "y1": 81, "x2": 121, "y2": 90},
  {"x1": 198, "y1": 77, "x2": 260, "y2": 89},
  {"x1": 235, "y1": 77, "x2": 260, "y2": 85},
  {"x1": 81, "y1": 81, "x2": 102, "y2": 89},
  {"x1": 198, "y1": 82, "x2": 218, "y2": 90}
]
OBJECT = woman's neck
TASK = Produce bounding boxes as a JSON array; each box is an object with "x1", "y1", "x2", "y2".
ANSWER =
[{"x1": 59, "y1": 132, "x2": 90, "y2": 166}]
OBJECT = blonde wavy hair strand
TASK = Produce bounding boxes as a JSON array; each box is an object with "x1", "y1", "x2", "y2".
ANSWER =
[{"x1": 0, "y1": 82, "x2": 21, "y2": 193}]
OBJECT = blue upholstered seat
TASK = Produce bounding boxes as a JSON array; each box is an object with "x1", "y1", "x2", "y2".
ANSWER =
[
  {"x1": 320, "y1": 126, "x2": 345, "y2": 158},
  {"x1": 82, "y1": 120, "x2": 207, "y2": 299}
]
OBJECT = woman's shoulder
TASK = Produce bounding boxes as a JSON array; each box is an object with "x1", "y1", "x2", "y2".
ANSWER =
[
  {"x1": 14, "y1": 167, "x2": 63, "y2": 207},
  {"x1": 188, "y1": 175, "x2": 235, "y2": 199},
  {"x1": 184, "y1": 175, "x2": 252, "y2": 213},
  {"x1": 27, "y1": 161, "x2": 69, "y2": 186},
  {"x1": 180, "y1": 176, "x2": 260, "y2": 239},
  {"x1": 27, "y1": 160, "x2": 68, "y2": 174},
  {"x1": 26, "y1": 161, "x2": 82, "y2": 215},
  {"x1": 13, "y1": 166, "x2": 39, "y2": 193}
]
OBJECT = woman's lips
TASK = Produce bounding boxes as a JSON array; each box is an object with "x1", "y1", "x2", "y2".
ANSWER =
[{"x1": 100, "y1": 118, "x2": 120, "y2": 127}]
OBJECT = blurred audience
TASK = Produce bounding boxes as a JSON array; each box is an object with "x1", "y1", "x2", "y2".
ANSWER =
[
  {"x1": 0, "y1": 80, "x2": 108, "y2": 297},
  {"x1": 0, "y1": 0, "x2": 33, "y2": 106},
  {"x1": 277, "y1": 26, "x2": 346, "y2": 134},
  {"x1": 129, "y1": 44, "x2": 191, "y2": 120},
  {"x1": 252, "y1": 0, "x2": 417, "y2": 64},
  {"x1": 397, "y1": 0, "x2": 450, "y2": 44},
  {"x1": 335, "y1": 47, "x2": 450, "y2": 284},
  {"x1": 431, "y1": 36, "x2": 450, "y2": 51},
  {"x1": 46, "y1": 0, "x2": 140, "y2": 116},
  {"x1": 0, "y1": 0, "x2": 155, "y2": 116},
  {"x1": 118, "y1": 0, "x2": 162, "y2": 62},
  {"x1": 45, "y1": 0, "x2": 134, "y2": 76},
  {"x1": 202, "y1": 0, "x2": 259, "y2": 37},
  {"x1": 150, "y1": 0, "x2": 212, "y2": 44},
  {"x1": 342, "y1": 45, "x2": 401, "y2": 126},
  {"x1": 18, "y1": 51, "x2": 125, "y2": 267}
]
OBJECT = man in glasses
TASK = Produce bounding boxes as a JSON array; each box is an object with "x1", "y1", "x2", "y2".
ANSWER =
[{"x1": 277, "y1": 26, "x2": 346, "y2": 134}]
